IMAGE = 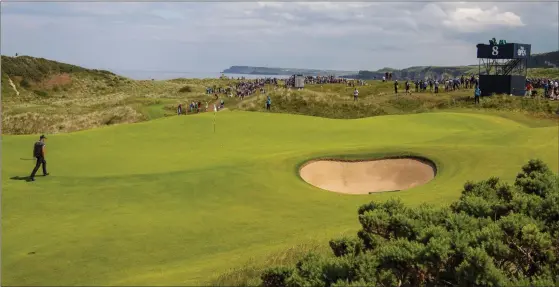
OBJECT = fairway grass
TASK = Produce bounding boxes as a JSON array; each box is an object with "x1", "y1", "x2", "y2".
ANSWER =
[{"x1": 2, "y1": 111, "x2": 558, "y2": 285}]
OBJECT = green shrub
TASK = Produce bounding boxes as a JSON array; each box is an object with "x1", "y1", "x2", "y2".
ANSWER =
[
  {"x1": 261, "y1": 266, "x2": 294, "y2": 287},
  {"x1": 20, "y1": 78, "x2": 31, "y2": 88},
  {"x1": 33, "y1": 90, "x2": 48, "y2": 97},
  {"x1": 179, "y1": 85, "x2": 193, "y2": 93},
  {"x1": 329, "y1": 237, "x2": 363, "y2": 257},
  {"x1": 104, "y1": 115, "x2": 122, "y2": 125},
  {"x1": 289, "y1": 253, "x2": 325, "y2": 286},
  {"x1": 321, "y1": 257, "x2": 354, "y2": 285}
]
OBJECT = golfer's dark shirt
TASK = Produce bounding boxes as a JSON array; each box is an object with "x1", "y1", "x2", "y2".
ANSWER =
[{"x1": 33, "y1": 141, "x2": 45, "y2": 158}]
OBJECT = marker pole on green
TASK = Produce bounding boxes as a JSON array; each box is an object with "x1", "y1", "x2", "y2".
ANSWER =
[{"x1": 213, "y1": 104, "x2": 217, "y2": 133}]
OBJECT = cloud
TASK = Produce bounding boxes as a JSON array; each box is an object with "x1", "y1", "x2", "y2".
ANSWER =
[
  {"x1": 1, "y1": 1, "x2": 556, "y2": 79},
  {"x1": 442, "y1": 6, "x2": 525, "y2": 32},
  {"x1": 257, "y1": 2, "x2": 284, "y2": 9},
  {"x1": 412, "y1": 3, "x2": 524, "y2": 35}
]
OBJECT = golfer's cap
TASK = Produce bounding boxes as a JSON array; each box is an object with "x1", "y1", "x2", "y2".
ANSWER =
[{"x1": 40, "y1": 135, "x2": 47, "y2": 139}]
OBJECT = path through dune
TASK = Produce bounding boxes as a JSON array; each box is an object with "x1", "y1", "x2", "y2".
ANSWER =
[{"x1": 8, "y1": 77, "x2": 19, "y2": 96}]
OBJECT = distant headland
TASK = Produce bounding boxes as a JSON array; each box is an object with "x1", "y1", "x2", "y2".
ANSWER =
[{"x1": 222, "y1": 66, "x2": 357, "y2": 77}]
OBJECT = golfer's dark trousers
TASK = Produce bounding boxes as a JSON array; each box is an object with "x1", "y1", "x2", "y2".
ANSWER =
[
  {"x1": 475, "y1": 96, "x2": 480, "y2": 104},
  {"x1": 30, "y1": 156, "x2": 47, "y2": 178}
]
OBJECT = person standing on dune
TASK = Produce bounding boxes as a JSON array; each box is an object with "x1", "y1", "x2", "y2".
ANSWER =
[
  {"x1": 29, "y1": 135, "x2": 49, "y2": 181},
  {"x1": 405, "y1": 81, "x2": 410, "y2": 94},
  {"x1": 474, "y1": 86, "x2": 481, "y2": 104}
]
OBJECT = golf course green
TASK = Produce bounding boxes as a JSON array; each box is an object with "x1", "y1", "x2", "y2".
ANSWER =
[{"x1": 2, "y1": 109, "x2": 557, "y2": 285}]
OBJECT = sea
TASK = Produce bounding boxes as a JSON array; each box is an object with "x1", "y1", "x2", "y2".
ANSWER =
[{"x1": 110, "y1": 70, "x2": 293, "y2": 80}]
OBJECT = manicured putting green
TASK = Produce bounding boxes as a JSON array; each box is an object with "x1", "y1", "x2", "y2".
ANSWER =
[{"x1": 2, "y1": 111, "x2": 557, "y2": 286}]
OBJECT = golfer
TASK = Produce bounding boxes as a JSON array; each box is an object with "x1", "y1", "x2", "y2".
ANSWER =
[
  {"x1": 29, "y1": 135, "x2": 49, "y2": 181},
  {"x1": 353, "y1": 88, "x2": 359, "y2": 101}
]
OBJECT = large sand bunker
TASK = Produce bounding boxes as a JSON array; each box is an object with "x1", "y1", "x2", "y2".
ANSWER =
[{"x1": 299, "y1": 158, "x2": 436, "y2": 194}]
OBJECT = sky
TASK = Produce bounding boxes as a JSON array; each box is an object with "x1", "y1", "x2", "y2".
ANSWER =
[{"x1": 1, "y1": 1, "x2": 558, "y2": 79}]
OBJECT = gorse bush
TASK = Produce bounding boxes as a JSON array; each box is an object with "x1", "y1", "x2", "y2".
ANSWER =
[
  {"x1": 33, "y1": 90, "x2": 48, "y2": 97},
  {"x1": 20, "y1": 78, "x2": 31, "y2": 89},
  {"x1": 179, "y1": 85, "x2": 193, "y2": 93},
  {"x1": 329, "y1": 237, "x2": 363, "y2": 257},
  {"x1": 261, "y1": 267, "x2": 294, "y2": 287},
  {"x1": 262, "y1": 159, "x2": 559, "y2": 287}
]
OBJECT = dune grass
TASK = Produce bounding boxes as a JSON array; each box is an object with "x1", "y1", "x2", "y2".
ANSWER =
[
  {"x1": 1, "y1": 58, "x2": 244, "y2": 134},
  {"x1": 236, "y1": 83, "x2": 558, "y2": 119},
  {"x1": 3, "y1": 65, "x2": 558, "y2": 135},
  {"x1": 2, "y1": 110, "x2": 558, "y2": 286},
  {"x1": 528, "y1": 67, "x2": 559, "y2": 78}
]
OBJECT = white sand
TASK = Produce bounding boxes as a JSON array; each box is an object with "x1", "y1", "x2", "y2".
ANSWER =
[{"x1": 299, "y1": 158, "x2": 435, "y2": 194}]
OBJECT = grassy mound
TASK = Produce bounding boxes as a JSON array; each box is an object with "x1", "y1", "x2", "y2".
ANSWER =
[
  {"x1": 1, "y1": 56, "x2": 241, "y2": 134},
  {"x1": 2, "y1": 55, "x2": 559, "y2": 135},
  {"x1": 236, "y1": 84, "x2": 558, "y2": 120}
]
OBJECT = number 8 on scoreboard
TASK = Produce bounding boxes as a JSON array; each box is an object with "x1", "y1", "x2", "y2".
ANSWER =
[{"x1": 491, "y1": 46, "x2": 499, "y2": 56}]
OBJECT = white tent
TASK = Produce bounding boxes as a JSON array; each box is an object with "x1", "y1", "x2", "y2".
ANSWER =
[{"x1": 294, "y1": 75, "x2": 305, "y2": 89}]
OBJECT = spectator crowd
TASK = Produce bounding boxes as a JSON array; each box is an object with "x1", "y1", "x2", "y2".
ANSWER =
[
  {"x1": 185, "y1": 73, "x2": 557, "y2": 116},
  {"x1": 284, "y1": 75, "x2": 366, "y2": 87},
  {"x1": 527, "y1": 78, "x2": 559, "y2": 99}
]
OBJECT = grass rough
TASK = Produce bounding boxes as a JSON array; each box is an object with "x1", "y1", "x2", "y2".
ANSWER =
[{"x1": 2, "y1": 55, "x2": 558, "y2": 135}]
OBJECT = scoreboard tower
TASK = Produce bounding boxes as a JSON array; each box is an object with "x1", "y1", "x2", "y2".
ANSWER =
[{"x1": 476, "y1": 42, "x2": 531, "y2": 96}]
